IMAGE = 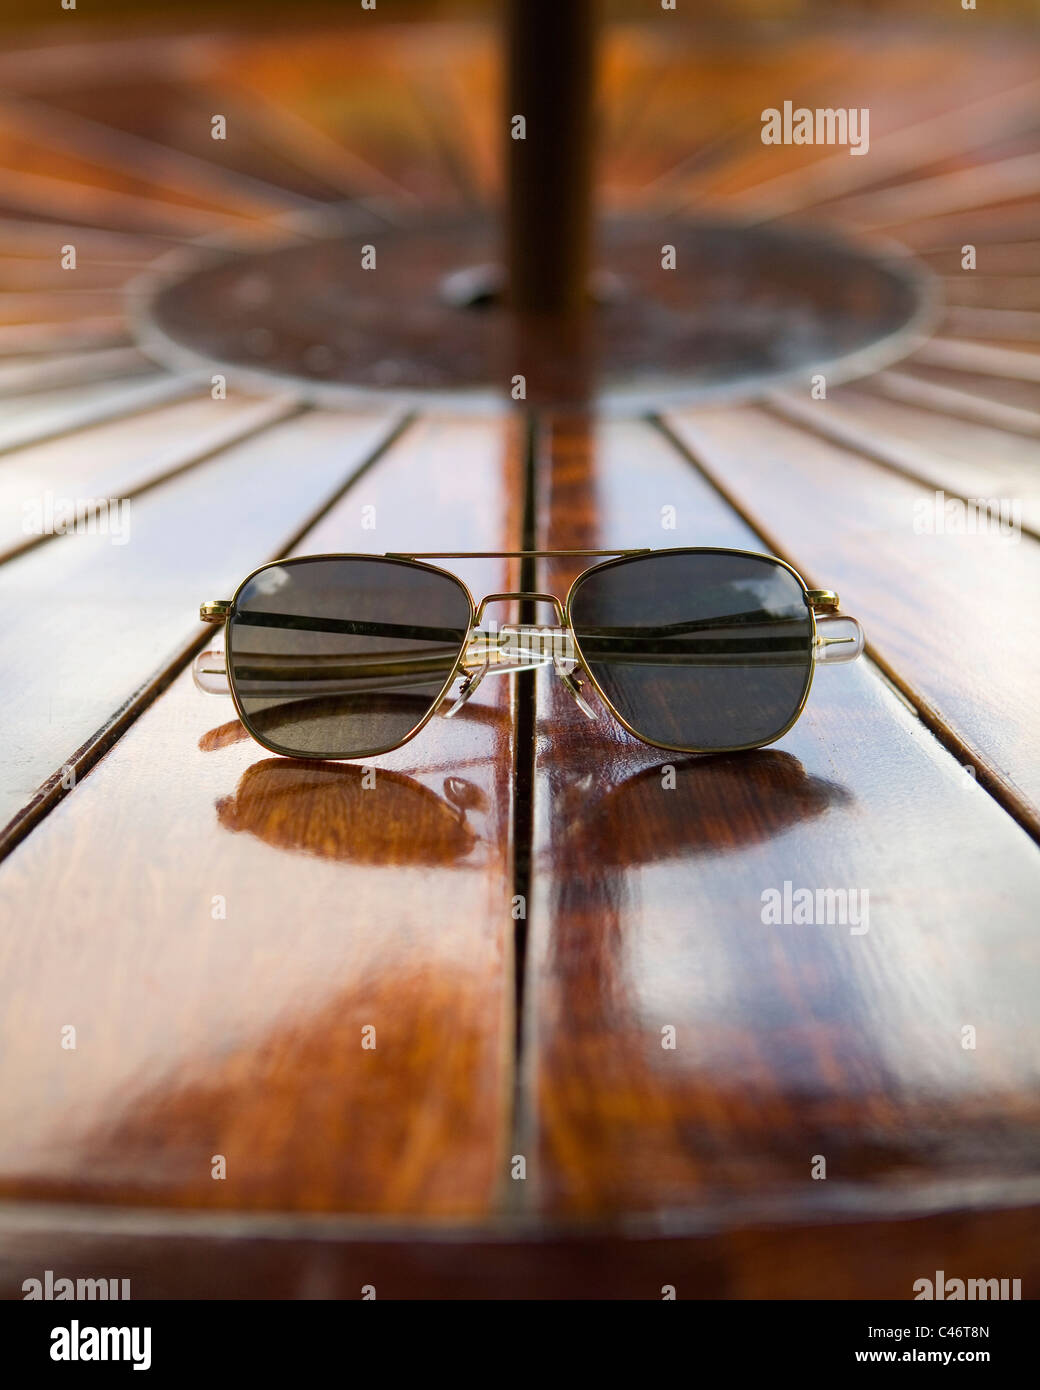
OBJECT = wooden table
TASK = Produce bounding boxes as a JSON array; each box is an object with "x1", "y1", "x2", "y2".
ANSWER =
[{"x1": 0, "y1": 14, "x2": 1038, "y2": 1298}]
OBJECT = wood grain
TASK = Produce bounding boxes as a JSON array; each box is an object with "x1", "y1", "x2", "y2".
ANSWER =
[
  {"x1": 521, "y1": 416, "x2": 1040, "y2": 1287},
  {"x1": 665, "y1": 405, "x2": 1040, "y2": 832},
  {"x1": 0, "y1": 93, "x2": 321, "y2": 222},
  {"x1": 216, "y1": 29, "x2": 472, "y2": 208},
  {"x1": 913, "y1": 337, "x2": 1040, "y2": 382},
  {"x1": 0, "y1": 316, "x2": 129, "y2": 357},
  {"x1": 891, "y1": 360, "x2": 1040, "y2": 415},
  {"x1": 0, "y1": 415, "x2": 522, "y2": 1218},
  {"x1": 863, "y1": 370, "x2": 1040, "y2": 440},
  {"x1": 0, "y1": 406, "x2": 398, "y2": 831},
  {"x1": 766, "y1": 388, "x2": 1040, "y2": 536},
  {"x1": 706, "y1": 72, "x2": 1040, "y2": 224},
  {"x1": 2, "y1": 1197, "x2": 1039, "y2": 1300},
  {"x1": 0, "y1": 346, "x2": 154, "y2": 396},
  {"x1": 0, "y1": 373, "x2": 204, "y2": 455},
  {"x1": 0, "y1": 13, "x2": 1038, "y2": 1299},
  {"x1": 0, "y1": 391, "x2": 299, "y2": 562}
]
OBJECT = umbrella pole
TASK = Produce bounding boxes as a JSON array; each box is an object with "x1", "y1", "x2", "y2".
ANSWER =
[{"x1": 505, "y1": 0, "x2": 599, "y2": 317}]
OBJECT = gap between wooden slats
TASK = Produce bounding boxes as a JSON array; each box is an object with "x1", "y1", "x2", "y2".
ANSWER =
[
  {"x1": 663, "y1": 406, "x2": 1040, "y2": 838},
  {"x1": 0, "y1": 407, "x2": 405, "y2": 848},
  {"x1": 520, "y1": 416, "x2": 1040, "y2": 1260},
  {"x1": 0, "y1": 414, "x2": 522, "y2": 1219}
]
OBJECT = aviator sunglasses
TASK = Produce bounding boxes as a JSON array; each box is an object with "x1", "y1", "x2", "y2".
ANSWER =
[{"x1": 195, "y1": 548, "x2": 864, "y2": 760}]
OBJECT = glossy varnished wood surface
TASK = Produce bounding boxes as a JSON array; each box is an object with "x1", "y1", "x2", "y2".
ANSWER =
[
  {"x1": 0, "y1": 391, "x2": 298, "y2": 561},
  {"x1": 0, "y1": 406, "x2": 399, "y2": 832},
  {"x1": 0, "y1": 415, "x2": 521, "y2": 1217},
  {"x1": 523, "y1": 419, "x2": 1040, "y2": 1278},
  {"x1": 3, "y1": 1198, "x2": 1039, "y2": 1300},
  {"x1": 664, "y1": 406, "x2": 1040, "y2": 831},
  {"x1": 767, "y1": 385, "x2": 1040, "y2": 537},
  {"x1": 0, "y1": 16, "x2": 1038, "y2": 1297}
]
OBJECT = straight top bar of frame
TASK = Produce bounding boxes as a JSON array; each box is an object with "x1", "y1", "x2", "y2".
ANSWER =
[{"x1": 384, "y1": 549, "x2": 656, "y2": 560}]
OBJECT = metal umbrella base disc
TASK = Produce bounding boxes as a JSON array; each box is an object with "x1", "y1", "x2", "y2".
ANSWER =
[{"x1": 133, "y1": 214, "x2": 936, "y2": 413}]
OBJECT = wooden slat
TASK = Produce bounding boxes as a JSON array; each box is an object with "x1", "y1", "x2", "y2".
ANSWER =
[
  {"x1": 883, "y1": 197, "x2": 1040, "y2": 253},
  {"x1": 408, "y1": 39, "x2": 500, "y2": 203},
  {"x1": 2, "y1": 1197, "x2": 1039, "y2": 1299},
  {"x1": 665, "y1": 406, "x2": 1040, "y2": 832},
  {"x1": 34, "y1": 59, "x2": 412, "y2": 203},
  {"x1": 521, "y1": 416, "x2": 1040, "y2": 1296},
  {"x1": 0, "y1": 122, "x2": 260, "y2": 223},
  {"x1": 0, "y1": 290, "x2": 126, "y2": 326},
  {"x1": 0, "y1": 260, "x2": 136, "y2": 293},
  {"x1": 0, "y1": 214, "x2": 168, "y2": 264},
  {"x1": 895, "y1": 359, "x2": 1040, "y2": 414},
  {"x1": 0, "y1": 93, "x2": 322, "y2": 221},
  {"x1": 0, "y1": 415, "x2": 520, "y2": 1222},
  {"x1": 215, "y1": 31, "x2": 470, "y2": 208},
  {"x1": 187, "y1": 81, "x2": 419, "y2": 209},
  {"x1": 942, "y1": 305, "x2": 1040, "y2": 342},
  {"x1": 0, "y1": 34, "x2": 212, "y2": 90},
  {"x1": 0, "y1": 391, "x2": 299, "y2": 563},
  {"x1": 942, "y1": 273, "x2": 1040, "y2": 311},
  {"x1": 0, "y1": 374, "x2": 205, "y2": 455},
  {"x1": 0, "y1": 316, "x2": 128, "y2": 357},
  {"x1": 0, "y1": 346, "x2": 154, "y2": 396},
  {"x1": 709, "y1": 73, "x2": 1040, "y2": 223},
  {"x1": 0, "y1": 407, "x2": 398, "y2": 833},
  {"x1": 822, "y1": 154, "x2": 1040, "y2": 232},
  {"x1": 609, "y1": 39, "x2": 843, "y2": 204},
  {"x1": 913, "y1": 336, "x2": 1040, "y2": 383},
  {"x1": 677, "y1": 45, "x2": 999, "y2": 207},
  {"x1": 918, "y1": 241, "x2": 1040, "y2": 276},
  {"x1": 0, "y1": 165, "x2": 251, "y2": 240},
  {"x1": 766, "y1": 389, "x2": 1040, "y2": 537},
  {"x1": 863, "y1": 369, "x2": 1040, "y2": 440}
]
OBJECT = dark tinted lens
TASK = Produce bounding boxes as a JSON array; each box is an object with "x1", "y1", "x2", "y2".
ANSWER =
[
  {"x1": 228, "y1": 557, "x2": 471, "y2": 757},
  {"x1": 568, "y1": 550, "x2": 813, "y2": 750}
]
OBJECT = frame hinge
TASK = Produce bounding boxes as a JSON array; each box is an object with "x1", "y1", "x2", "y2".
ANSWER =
[
  {"x1": 200, "y1": 599, "x2": 231, "y2": 623},
  {"x1": 807, "y1": 589, "x2": 840, "y2": 611}
]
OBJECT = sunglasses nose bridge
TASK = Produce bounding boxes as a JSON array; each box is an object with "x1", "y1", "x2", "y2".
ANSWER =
[
  {"x1": 441, "y1": 615, "x2": 598, "y2": 722},
  {"x1": 474, "y1": 591, "x2": 567, "y2": 625}
]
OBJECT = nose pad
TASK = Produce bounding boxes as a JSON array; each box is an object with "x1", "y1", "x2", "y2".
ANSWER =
[
  {"x1": 438, "y1": 623, "x2": 600, "y2": 721},
  {"x1": 553, "y1": 657, "x2": 597, "y2": 719},
  {"x1": 446, "y1": 655, "x2": 598, "y2": 720},
  {"x1": 442, "y1": 658, "x2": 490, "y2": 718}
]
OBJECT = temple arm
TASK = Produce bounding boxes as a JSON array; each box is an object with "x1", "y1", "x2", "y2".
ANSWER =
[{"x1": 194, "y1": 613, "x2": 865, "y2": 695}]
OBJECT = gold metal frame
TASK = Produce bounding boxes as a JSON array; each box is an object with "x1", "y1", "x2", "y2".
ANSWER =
[
  {"x1": 201, "y1": 547, "x2": 839, "y2": 760},
  {"x1": 213, "y1": 553, "x2": 476, "y2": 762},
  {"x1": 562, "y1": 546, "x2": 818, "y2": 756}
]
